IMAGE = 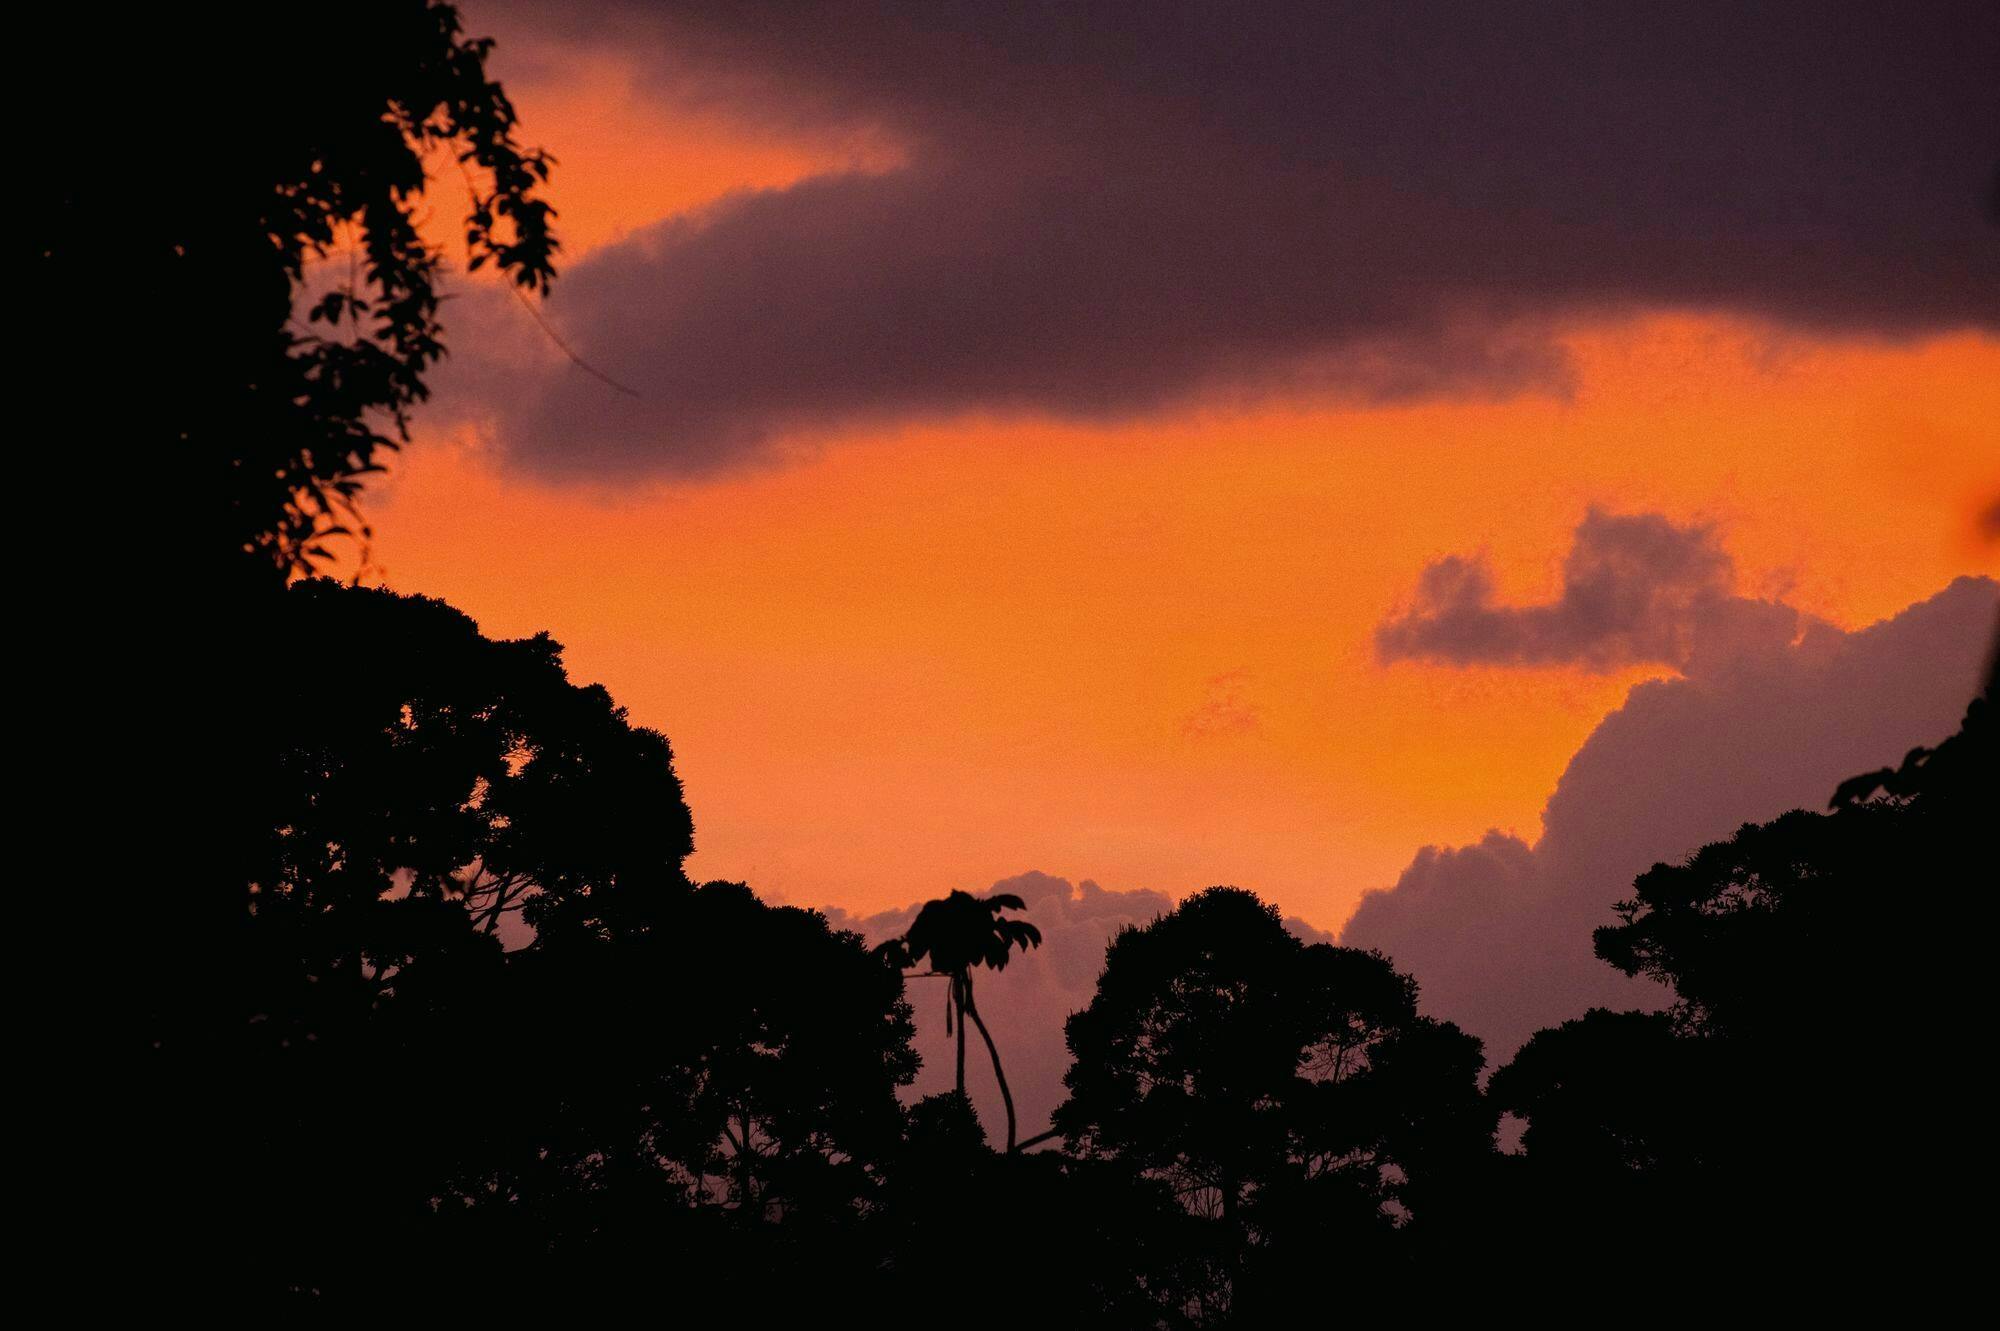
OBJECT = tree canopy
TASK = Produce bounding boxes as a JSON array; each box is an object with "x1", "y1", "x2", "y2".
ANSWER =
[
  {"x1": 71, "y1": 1, "x2": 1997, "y2": 1316},
  {"x1": 37, "y1": 2, "x2": 556, "y2": 582},
  {"x1": 1490, "y1": 660, "x2": 1996, "y2": 1311},
  {"x1": 1057, "y1": 887, "x2": 1493, "y2": 1318},
  {"x1": 221, "y1": 580, "x2": 923, "y2": 1305},
  {"x1": 876, "y1": 889, "x2": 1043, "y2": 1148}
]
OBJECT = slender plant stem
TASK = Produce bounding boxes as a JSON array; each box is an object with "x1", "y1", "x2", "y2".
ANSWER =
[
  {"x1": 962, "y1": 974, "x2": 1018, "y2": 1151},
  {"x1": 954, "y1": 972, "x2": 968, "y2": 1098}
]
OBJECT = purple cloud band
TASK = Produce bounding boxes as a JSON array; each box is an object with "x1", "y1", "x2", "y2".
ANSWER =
[{"x1": 456, "y1": 1, "x2": 1998, "y2": 477}]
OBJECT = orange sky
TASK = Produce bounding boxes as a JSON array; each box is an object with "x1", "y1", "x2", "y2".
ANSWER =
[{"x1": 370, "y1": 36, "x2": 1998, "y2": 930}]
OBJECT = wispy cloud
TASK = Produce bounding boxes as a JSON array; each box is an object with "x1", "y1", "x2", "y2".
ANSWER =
[{"x1": 1182, "y1": 669, "x2": 1261, "y2": 739}]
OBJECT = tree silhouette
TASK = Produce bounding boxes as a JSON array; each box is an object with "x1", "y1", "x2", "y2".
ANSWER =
[
  {"x1": 875, "y1": 890, "x2": 1043, "y2": 1150},
  {"x1": 1493, "y1": 653, "x2": 1997, "y2": 1307},
  {"x1": 204, "y1": 580, "x2": 928, "y2": 1305},
  {"x1": 1056, "y1": 888, "x2": 1492, "y2": 1320},
  {"x1": 1591, "y1": 651, "x2": 1992, "y2": 1052},
  {"x1": 256, "y1": 579, "x2": 694, "y2": 932},
  {"x1": 38, "y1": 3, "x2": 557, "y2": 584},
  {"x1": 68, "y1": 6, "x2": 564, "y2": 1302},
  {"x1": 1482, "y1": 1005, "x2": 1721, "y2": 1287},
  {"x1": 223, "y1": 579, "x2": 697, "y2": 1296},
  {"x1": 497, "y1": 882, "x2": 917, "y2": 1236},
  {"x1": 881, "y1": 1092, "x2": 1209, "y2": 1329}
]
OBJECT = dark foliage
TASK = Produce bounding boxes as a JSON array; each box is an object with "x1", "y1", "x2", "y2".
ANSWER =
[
  {"x1": 53, "y1": 9, "x2": 566, "y2": 1297},
  {"x1": 880, "y1": 1092, "x2": 1209, "y2": 1329},
  {"x1": 192, "y1": 580, "x2": 922, "y2": 1307},
  {"x1": 35, "y1": 2, "x2": 556, "y2": 584},
  {"x1": 168, "y1": 587, "x2": 1989, "y2": 1316},
  {"x1": 72, "y1": 4, "x2": 1996, "y2": 1317},
  {"x1": 876, "y1": 889, "x2": 1043, "y2": 1149},
  {"x1": 1491, "y1": 654, "x2": 1996, "y2": 1310},
  {"x1": 1057, "y1": 888, "x2": 1495, "y2": 1321}
]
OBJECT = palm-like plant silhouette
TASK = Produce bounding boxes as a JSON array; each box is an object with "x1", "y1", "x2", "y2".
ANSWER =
[{"x1": 876, "y1": 891, "x2": 1043, "y2": 1151}]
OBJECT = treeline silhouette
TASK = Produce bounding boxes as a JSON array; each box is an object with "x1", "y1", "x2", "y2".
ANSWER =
[
  {"x1": 82, "y1": 4, "x2": 1994, "y2": 1320},
  {"x1": 165, "y1": 582, "x2": 1996, "y2": 1318}
]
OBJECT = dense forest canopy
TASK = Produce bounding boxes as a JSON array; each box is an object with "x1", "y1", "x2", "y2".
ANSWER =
[
  {"x1": 194, "y1": 571, "x2": 1995, "y2": 1317},
  {"x1": 68, "y1": 1, "x2": 1996, "y2": 1320}
]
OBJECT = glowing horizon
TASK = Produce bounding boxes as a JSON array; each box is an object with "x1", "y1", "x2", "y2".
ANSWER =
[{"x1": 365, "y1": 9, "x2": 1998, "y2": 929}]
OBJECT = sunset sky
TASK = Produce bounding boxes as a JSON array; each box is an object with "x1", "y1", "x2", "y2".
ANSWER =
[{"x1": 367, "y1": 2, "x2": 1996, "y2": 938}]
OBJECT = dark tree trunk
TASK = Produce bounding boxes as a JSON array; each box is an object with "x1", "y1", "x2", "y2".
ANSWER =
[
  {"x1": 962, "y1": 976, "x2": 1018, "y2": 1152},
  {"x1": 738, "y1": 1111, "x2": 756, "y2": 1223},
  {"x1": 954, "y1": 972, "x2": 968, "y2": 1099}
]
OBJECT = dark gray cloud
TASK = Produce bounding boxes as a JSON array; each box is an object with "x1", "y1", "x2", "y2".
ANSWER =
[
  {"x1": 1345, "y1": 573, "x2": 1998, "y2": 1058},
  {"x1": 460, "y1": 1, "x2": 1999, "y2": 477},
  {"x1": 1375, "y1": 508, "x2": 1803, "y2": 670},
  {"x1": 827, "y1": 870, "x2": 1328, "y2": 1143}
]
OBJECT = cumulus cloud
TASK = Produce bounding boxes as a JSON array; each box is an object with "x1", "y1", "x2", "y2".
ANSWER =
[
  {"x1": 456, "y1": 1, "x2": 1998, "y2": 477},
  {"x1": 1344, "y1": 574, "x2": 1998, "y2": 1059},
  {"x1": 827, "y1": 871, "x2": 1328, "y2": 1142},
  {"x1": 1376, "y1": 508, "x2": 1803, "y2": 670},
  {"x1": 815, "y1": 578, "x2": 1995, "y2": 1121}
]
